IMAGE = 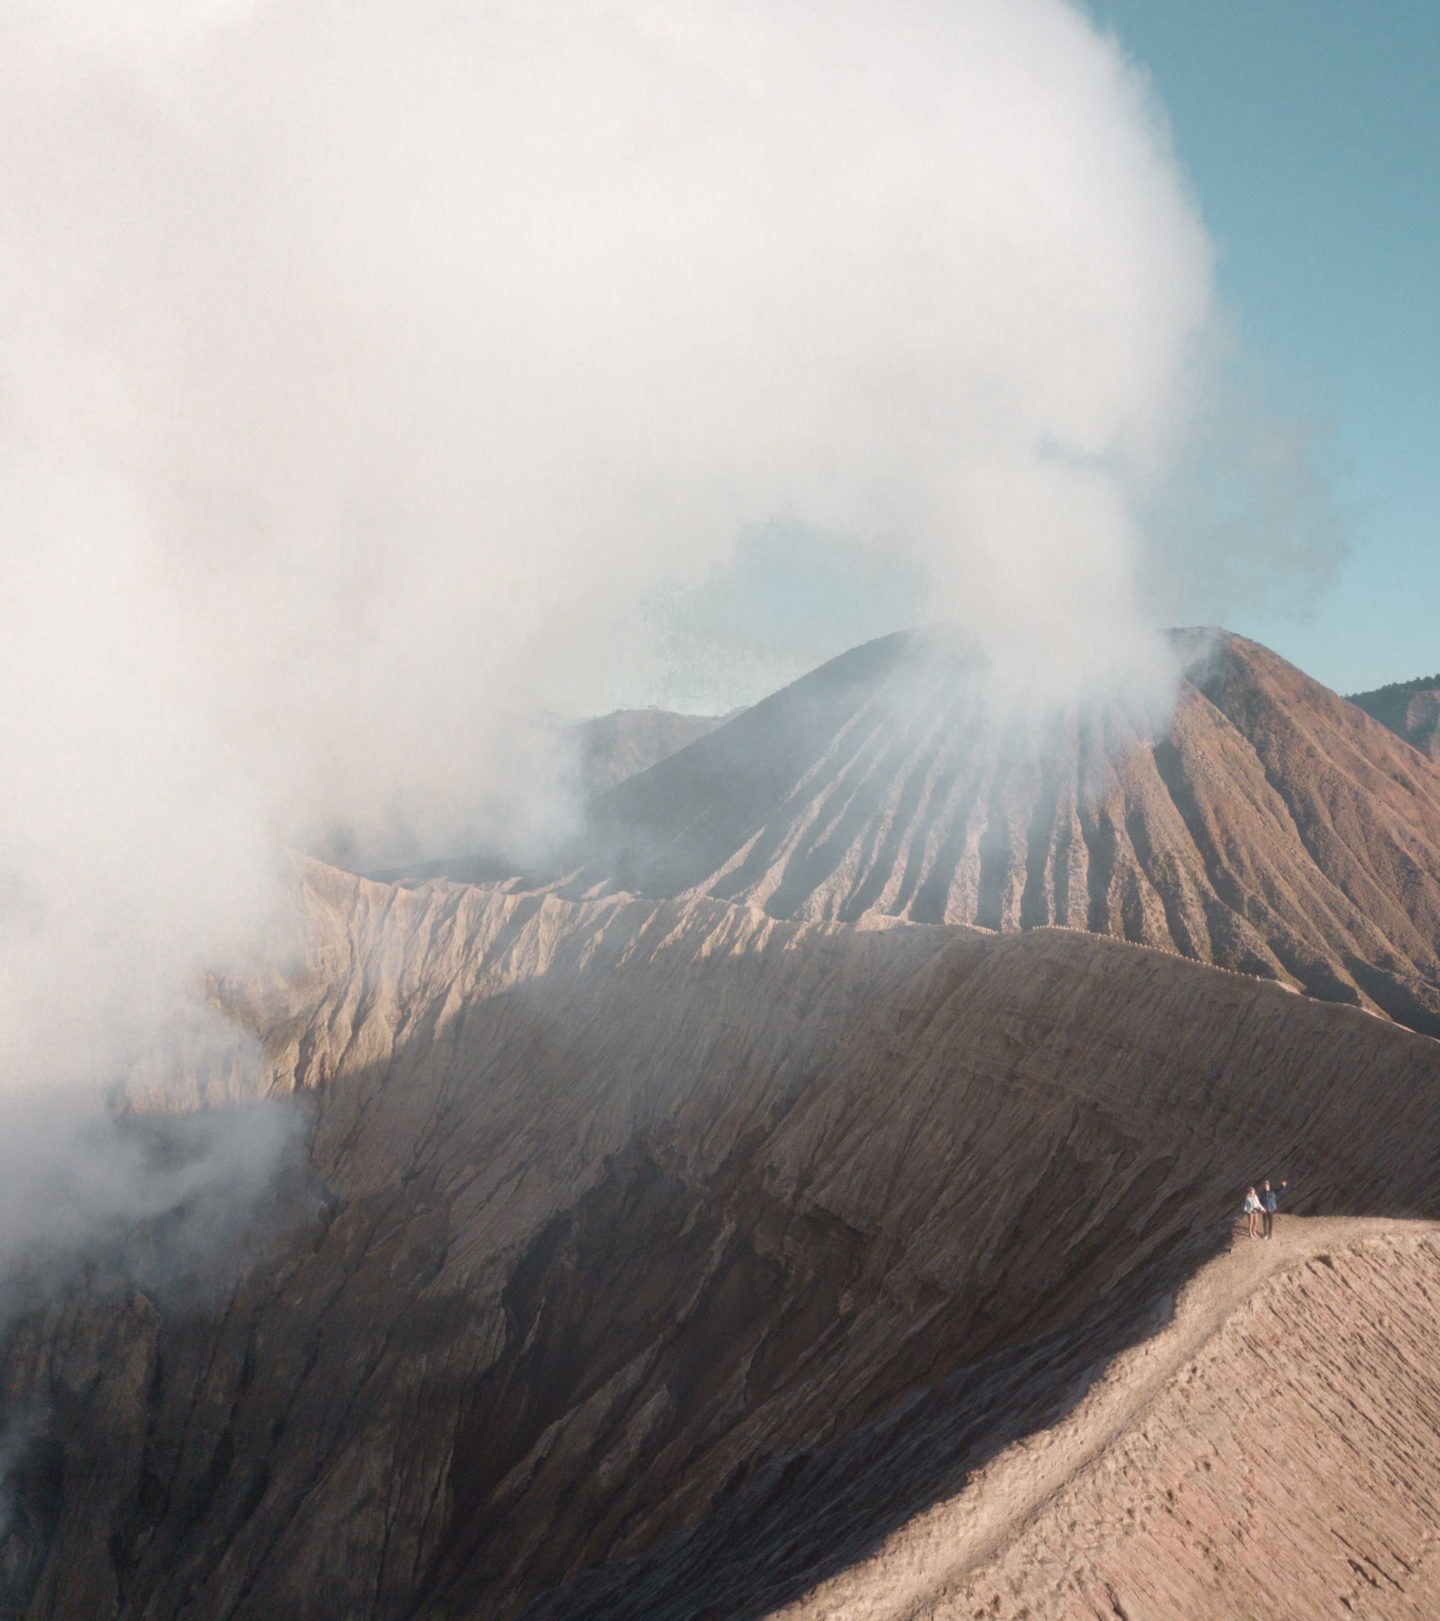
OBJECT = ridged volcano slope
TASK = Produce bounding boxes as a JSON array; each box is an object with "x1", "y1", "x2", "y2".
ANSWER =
[
  {"x1": 5, "y1": 863, "x2": 1440, "y2": 1620},
  {"x1": 571, "y1": 629, "x2": 1440, "y2": 1034}
]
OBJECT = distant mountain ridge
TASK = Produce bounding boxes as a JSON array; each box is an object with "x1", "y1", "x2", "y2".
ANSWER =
[
  {"x1": 363, "y1": 706, "x2": 728, "y2": 886},
  {"x1": 563, "y1": 627, "x2": 1440, "y2": 1035},
  {"x1": 569, "y1": 708, "x2": 730, "y2": 797},
  {"x1": 1348, "y1": 673, "x2": 1440, "y2": 763}
]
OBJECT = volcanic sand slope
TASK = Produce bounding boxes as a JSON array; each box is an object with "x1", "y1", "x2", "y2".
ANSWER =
[
  {"x1": 570, "y1": 629, "x2": 1440, "y2": 1034},
  {"x1": 5, "y1": 863, "x2": 1440, "y2": 1620},
  {"x1": 774, "y1": 1218, "x2": 1440, "y2": 1621}
]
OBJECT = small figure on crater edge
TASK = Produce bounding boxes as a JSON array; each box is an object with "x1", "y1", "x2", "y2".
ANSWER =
[{"x1": 1262, "y1": 1178, "x2": 1287, "y2": 1239}]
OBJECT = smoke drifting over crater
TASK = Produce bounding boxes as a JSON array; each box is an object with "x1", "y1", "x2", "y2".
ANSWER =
[{"x1": 0, "y1": 1, "x2": 1337, "y2": 1268}]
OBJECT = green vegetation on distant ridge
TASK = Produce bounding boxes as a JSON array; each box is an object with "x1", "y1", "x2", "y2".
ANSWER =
[{"x1": 1347, "y1": 674, "x2": 1440, "y2": 706}]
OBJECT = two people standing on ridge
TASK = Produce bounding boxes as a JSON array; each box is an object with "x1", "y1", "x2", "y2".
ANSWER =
[{"x1": 1243, "y1": 1178, "x2": 1287, "y2": 1239}]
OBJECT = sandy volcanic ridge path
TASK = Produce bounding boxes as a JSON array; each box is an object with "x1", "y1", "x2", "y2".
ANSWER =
[{"x1": 775, "y1": 1217, "x2": 1440, "y2": 1621}]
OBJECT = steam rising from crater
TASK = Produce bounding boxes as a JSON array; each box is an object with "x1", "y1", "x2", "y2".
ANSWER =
[{"x1": 0, "y1": 0, "x2": 1330, "y2": 1269}]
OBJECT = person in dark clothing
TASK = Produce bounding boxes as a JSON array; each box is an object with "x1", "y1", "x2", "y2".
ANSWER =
[{"x1": 1261, "y1": 1178, "x2": 1287, "y2": 1238}]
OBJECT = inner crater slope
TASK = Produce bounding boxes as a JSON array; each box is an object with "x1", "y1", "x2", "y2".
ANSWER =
[{"x1": 5, "y1": 861, "x2": 1440, "y2": 1620}]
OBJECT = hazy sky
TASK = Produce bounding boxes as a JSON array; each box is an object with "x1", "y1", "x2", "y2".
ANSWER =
[{"x1": 1087, "y1": 0, "x2": 1439, "y2": 694}]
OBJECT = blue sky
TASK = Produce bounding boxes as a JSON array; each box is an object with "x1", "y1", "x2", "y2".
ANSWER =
[{"x1": 1087, "y1": 0, "x2": 1439, "y2": 692}]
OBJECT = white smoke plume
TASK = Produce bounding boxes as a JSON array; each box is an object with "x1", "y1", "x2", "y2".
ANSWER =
[{"x1": 0, "y1": 0, "x2": 1314, "y2": 1275}]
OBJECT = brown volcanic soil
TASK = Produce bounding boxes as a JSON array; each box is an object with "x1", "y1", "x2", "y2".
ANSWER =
[
  {"x1": 571, "y1": 629, "x2": 1440, "y2": 1035},
  {"x1": 5, "y1": 863, "x2": 1440, "y2": 1620},
  {"x1": 782, "y1": 1219, "x2": 1440, "y2": 1621}
]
